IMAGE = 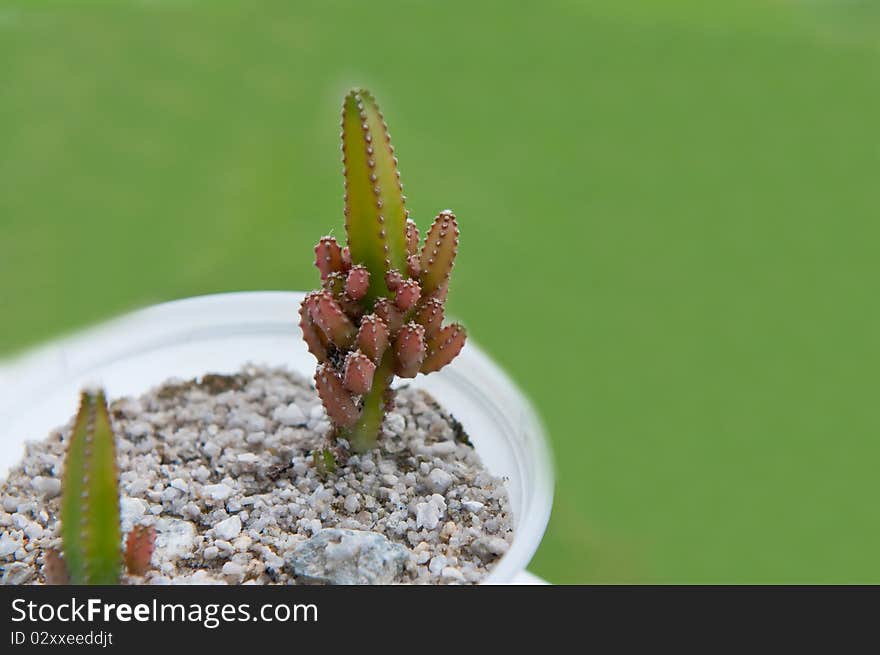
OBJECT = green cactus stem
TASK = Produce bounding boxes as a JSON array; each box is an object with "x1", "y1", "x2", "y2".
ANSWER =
[
  {"x1": 60, "y1": 390, "x2": 122, "y2": 585},
  {"x1": 342, "y1": 89, "x2": 408, "y2": 300},
  {"x1": 348, "y1": 353, "x2": 397, "y2": 452}
]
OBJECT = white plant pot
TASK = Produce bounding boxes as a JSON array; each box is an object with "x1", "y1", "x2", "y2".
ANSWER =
[{"x1": 0, "y1": 292, "x2": 554, "y2": 584}]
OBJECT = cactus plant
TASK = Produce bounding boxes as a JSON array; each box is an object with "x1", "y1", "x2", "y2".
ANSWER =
[
  {"x1": 300, "y1": 89, "x2": 466, "y2": 452},
  {"x1": 49, "y1": 389, "x2": 155, "y2": 584},
  {"x1": 59, "y1": 389, "x2": 121, "y2": 584}
]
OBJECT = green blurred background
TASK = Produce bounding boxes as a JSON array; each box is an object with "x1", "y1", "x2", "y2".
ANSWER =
[{"x1": 2, "y1": 0, "x2": 879, "y2": 583}]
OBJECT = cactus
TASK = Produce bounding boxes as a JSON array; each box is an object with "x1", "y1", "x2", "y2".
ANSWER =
[
  {"x1": 300, "y1": 89, "x2": 466, "y2": 452},
  {"x1": 60, "y1": 389, "x2": 122, "y2": 584},
  {"x1": 50, "y1": 389, "x2": 156, "y2": 584}
]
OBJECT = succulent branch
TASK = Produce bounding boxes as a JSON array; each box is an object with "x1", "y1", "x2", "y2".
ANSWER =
[
  {"x1": 343, "y1": 350, "x2": 377, "y2": 394},
  {"x1": 420, "y1": 210, "x2": 460, "y2": 296},
  {"x1": 421, "y1": 323, "x2": 467, "y2": 374},
  {"x1": 405, "y1": 218, "x2": 420, "y2": 256},
  {"x1": 394, "y1": 322, "x2": 426, "y2": 378},
  {"x1": 356, "y1": 314, "x2": 390, "y2": 362},
  {"x1": 345, "y1": 265, "x2": 370, "y2": 301},
  {"x1": 300, "y1": 89, "x2": 467, "y2": 452},
  {"x1": 314, "y1": 236, "x2": 345, "y2": 281},
  {"x1": 299, "y1": 299, "x2": 329, "y2": 360},
  {"x1": 373, "y1": 297, "x2": 404, "y2": 333},
  {"x1": 414, "y1": 297, "x2": 445, "y2": 338},
  {"x1": 53, "y1": 389, "x2": 156, "y2": 584},
  {"x1": 315, "y1": 364, "x2": 360, "y2": 428},
  {"x1": 309, "y1": 290, "x2": 357, "y2": 348},
  {"x1": 395, "y1": 279, "x2": 421, "y2": 311}
]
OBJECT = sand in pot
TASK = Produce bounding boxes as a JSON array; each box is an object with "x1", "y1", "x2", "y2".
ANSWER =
[{"x1": 0, "y1": 365, "x2": 513, "y2": 585}]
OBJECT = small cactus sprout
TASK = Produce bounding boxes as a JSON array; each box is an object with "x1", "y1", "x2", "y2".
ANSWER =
[
  {"x1": 61, "y1": 389, "x2": 122, "y2": 585},
  {"x1": 299, "y1": 89, "x2": 467, "y2": 451},
  {"x1": 55, "y1": 390, "x2": 156, "y2": 584},
  {"x1": 312, "y1": 447, "x2": 338, "y2": 477}
]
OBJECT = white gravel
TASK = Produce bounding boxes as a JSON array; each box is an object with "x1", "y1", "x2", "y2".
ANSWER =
[{"x1": 0, "y1": 365, "x2": 512, "y2": 585}]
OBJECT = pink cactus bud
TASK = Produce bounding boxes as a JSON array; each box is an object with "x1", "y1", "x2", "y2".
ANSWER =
[
  {"x1": 406, "y1": 254, "x2": 421, "y2": 279},
  {"x1": 385, "y1": 268, "x2": 404, "y2": 292},
  {"x1": 124, "y1": 525, "x2": 156, "y2": 576},
  {"x1": 405, "y1": 218, "x2": 420, "y2": 256},
  {"x1": 419, "y1": 210, "x2": 459, "y2": 295},
  {"x1": 395, "y1": 278, "x2": 421, "y2": 311},
  {"x1": 300, "y1": 294, "x2": 328, "y2": 360},
  {"x1": 43, "y1": 549, "x2": 69, "y2": 585},
  {"x1": 343, "y1": 350, "x2": 377, "y2": 394},
  {"x1": 311, "y1": 291, "x2": 356, "y2": 347},
  {"x1": 314, "y1": 236, "x2": 345, "y2": 280},
  {"x1": 394, "y1": 322, "x2": 426, "y2": 378},
  {"x1": 315, "y1": 364, "x2": 360, "y2": 428},
  {"x1": 421, "y1": 323, "x2": 466, "y2": 373},
  {"x1": 341, "y1": 246, "x2": 352, "y2": 270},
  {"x1": 373, "y1": 297, "x2": 404, "y2": 333},
  {"x1": 357, "y1": 314, "x2": 390, "y2": 362},
  {"x1": 414, "y1": 297, "x2": 445, "y2": 337},
  {"x1": 346, "y1": 265, "x2": 370, "y2": 301}
]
